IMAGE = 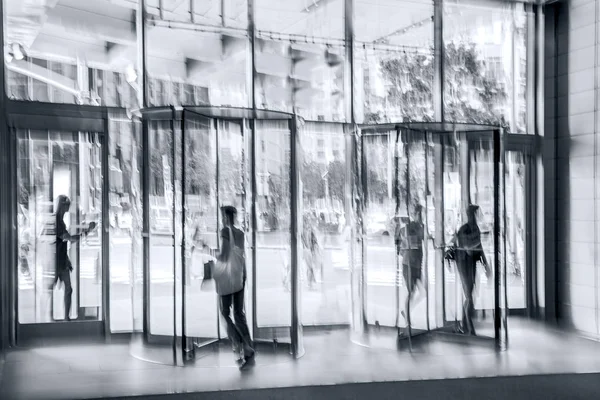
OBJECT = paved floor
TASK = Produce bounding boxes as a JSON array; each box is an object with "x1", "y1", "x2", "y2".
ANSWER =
[{"x1": 2, "y1": 318, "x2": 599, "y2": 400}]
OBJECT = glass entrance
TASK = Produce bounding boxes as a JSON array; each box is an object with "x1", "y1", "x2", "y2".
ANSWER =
[
  {"x1": 353, "y1": 123, "x2": 507, "y2": 350},
  {"x1": 134, "y1": 107, "x2": 301, "y2": 364},
  {"x1": 17, "y1": 129, "x2": 103, "y2": 324}
]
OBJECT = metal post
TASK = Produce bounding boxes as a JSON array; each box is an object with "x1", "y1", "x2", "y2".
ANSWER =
[
  {"x1": 501, "y1": 128, "x2": 509, "y2": 348},
  {"x1": 434, "y1": 137, "x2": 445, "y2": 327},
  {"x1": 359, "y1": 130, "x2": 368, "y2": 330},
  {"x1": 215, "y1": 119, "x2": 221, "y2": 339},
  {"x1": 102, "y1": 113, "x2": 111, "y2": 338},
  {"x1": 290, "y1": 116, "x2": 303, "y2": 358},
  {"x1": 250, "y1": 119, "x2": 258, "y2": 339},
  {"x1": 493, "y1": 128, "x2": 501, "y2": 350},
  {"x1": 424, "y1": 132, "x2": 430, "y2": 331},
  {"x1": 142, "y1": 118, "x2": 151, "y2": 343},
  {"x1": 171, "y1": 108, "x2": 177, "y2": 357},
  {"x1": 181, "y1": 110, "x2": 187, "y2": 355}
]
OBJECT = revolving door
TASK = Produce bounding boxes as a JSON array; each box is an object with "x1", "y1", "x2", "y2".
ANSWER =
[
  {"x1": 130, "y1": 107, "x2": 304, "y2": 365},
  {"x1": 353, "y1": 123, "x2": 507, "y2": 351}
]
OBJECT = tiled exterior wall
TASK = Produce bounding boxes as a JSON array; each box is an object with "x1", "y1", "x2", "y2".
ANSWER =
[{"x1": 552, "y1": 0, "x2": 600, "y2": 336}]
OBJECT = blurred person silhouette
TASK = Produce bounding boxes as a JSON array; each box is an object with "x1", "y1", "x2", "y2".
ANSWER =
[
  {"x1": 302, "y1": 214, "x2": 320, "y2": 290},
  {"x1": 398, "y1": 204, "x2": 426, "y2": 324},
  {"x1": 203, "y1": 205, "x2": 254, "y2": 369},
  {"x1": 53, "y1": 195, "x2": 96, "y2": 321},
  {"x1": 446, "y1": 204, "x2": 491, "y2": 335}
]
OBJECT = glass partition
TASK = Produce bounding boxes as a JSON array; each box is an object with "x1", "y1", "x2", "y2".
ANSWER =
[
  {"x1": 352, "y1": 124, "x2": 506, "y2": 350},
  {"x1": 147, "y1": 119, "x2": 177, "y2": 336},
  {"x1": 254, "y1": 120, "x2": 292, "y2": 329},
  {"x1": 108, "y1": 112, "x2": 143, "y2": 333},
  {"x1": 182, "y1": 115, "x2": 219, "y2": 343},
  {"x1": 300, "y1": 122, "x2": 351, "y2": 326},
  {"x1": 17, "y1": 129, "x2": 103, "y2": 323}
]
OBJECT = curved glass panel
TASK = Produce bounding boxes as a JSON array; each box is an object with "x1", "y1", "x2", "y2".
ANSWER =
[
  {"x1": 183, "y1": 116, "x2": 219, "y2": 342},
  {"x1": 108, "y1": 112, "x2": 143, "y2": 332},
  {"x1": 148, "y1": 119, "x2": 176, "y2": 336},
  {"x1": 254, "y1": 120, "x2": 292, "y2": 328}
]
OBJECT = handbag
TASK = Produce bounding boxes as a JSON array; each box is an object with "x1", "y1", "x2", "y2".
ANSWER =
[{"x1": 212, "y1": 227, "x2": 245, "y2": 296}]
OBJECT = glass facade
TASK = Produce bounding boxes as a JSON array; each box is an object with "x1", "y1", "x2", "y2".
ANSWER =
[{"x1": 0, "y1": 0, "x2": 535, "y2": 359}]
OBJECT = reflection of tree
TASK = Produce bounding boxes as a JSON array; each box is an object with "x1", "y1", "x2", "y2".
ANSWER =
[
  {"x1": 185, "y1": 147, "x2": 213, "y2": 196},
  {"x1": 444, "y1": 42, "x2": 509, "y2": 129},
  {"x1": 267, "y1": 173, "x2": 287, "y2": 230},
  {"x1": 303, "y1": 162, "x2": 325, "y2": 203},
  {"x1": 219, "y1": 152, "x2": 242, "y2": 200},
  {"x1": 367, "y1": 42, "x2": 509, "y2": 130},
  {"x1": 327, "y1": 160, "x2": 345, "y2": 201},
  {"x1": 367, "y1": 169, "x2": 388, "y2": 203}
]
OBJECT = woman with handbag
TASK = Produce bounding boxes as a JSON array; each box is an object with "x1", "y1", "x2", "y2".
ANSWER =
[
  {"x1": 203, "y1": 205, "x2": 255, "y2": 369},
  {"x1": 445, "y1": 204, "x2": 491, "y2": 336},
  {"x1": 53, "y1": 195, "x2": 97, "y2": 321}
]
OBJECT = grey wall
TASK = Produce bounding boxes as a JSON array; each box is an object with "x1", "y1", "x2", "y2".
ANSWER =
[{"x1": 551, "y1": 0, "x2": 600, "y2": 336}]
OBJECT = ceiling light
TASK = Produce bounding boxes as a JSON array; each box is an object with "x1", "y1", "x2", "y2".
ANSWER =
[
  {"x1": 12, "y1": 43, "x2": 24, "y2": 61},
  {"x1": 125, "y1": 64, "x2": 137, "y2": 83}
]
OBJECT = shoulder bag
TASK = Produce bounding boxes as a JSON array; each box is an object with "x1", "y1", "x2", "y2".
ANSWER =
[{"x1": 212, "y1": 227, "x2": 245, "y2": 296}]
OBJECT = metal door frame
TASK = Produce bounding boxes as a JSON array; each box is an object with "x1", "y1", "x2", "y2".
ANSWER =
[
  {"x1": 6, "y1": 100, "x2": 118, "y2": 345},
  {"x1": 139, "y1": 106, "x2": 302, "y2": 358}
]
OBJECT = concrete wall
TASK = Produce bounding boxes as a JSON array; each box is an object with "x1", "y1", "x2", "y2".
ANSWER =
[{"x1": 551, "y1": 0, "x2": 600, "y2": 336}]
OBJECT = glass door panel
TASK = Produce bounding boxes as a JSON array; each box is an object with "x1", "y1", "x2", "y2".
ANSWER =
[
  {"x1": 254, "y1": 120, "x2": 292, "y2": 329},
  {"x1": 300, "y1": 122, "x2": 351, "y2": 326},
  {"x1": 17, "y1": 129, "x2": 103, "y2": 323},
  {"x1": 148, "y1": 120, "x2": 176, "y2": 336},
  {"x1": 181, "y1": 116, "x2": 218, "y2": 341},
  {"x1": 442, "y1": 134, "x2": 463, "y2": 326},
  {"x1": 108, "y1": 112, "x2": 143, "y2": 333},
  {"x1": 505, "y1": 151, "x2": 527, "y2": 309},
  {"x1": 362, "y1": 132, "x2": 400, "y2": 328},
  {"x1": 469, "y1": 138, "x2": 496, "y2": 319},
  {"x1": 401, "y1": 130, "x2": 428, "y2": 332}
]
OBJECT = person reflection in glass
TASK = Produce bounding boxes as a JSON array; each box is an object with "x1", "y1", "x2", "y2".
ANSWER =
[
  {"x1": 449, "y1": 204, "x2": 491, "y2": 335},
  {"x1": 217, "y1": 205, "x2": 255, "y2": 368},
  {"x1": 53, "y1": 195, "x2": 95, "y2": 321},
  {"x1": 302, "y1": 214, "x2": 320, "y2": 290},
  {"x1": 398, "y1": 204, "x2": 426, "y2": 324}
]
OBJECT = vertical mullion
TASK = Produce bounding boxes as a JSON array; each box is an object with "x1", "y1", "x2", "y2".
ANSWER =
[
  {"x1": 142, "y1": 119, "x2": 150, "y2": 341},
  {"x1": 493, "y1": 128, "x2": 501, "y2": 350},
  {"x1": 290, "y1": 117, "x2": 302, "y2": 358},
  {"x1": 171, "y1": 109, "x2": 177, "y2": 354},
  {"x1": 102, "y1": 113, "x2": 111, "y2": 337},
  {"x1": 250, "y1": 119, "x2": 258, "y2": 338},
  {"x1": 181, "y1": 111, "x2": 187, "y2": 350}
]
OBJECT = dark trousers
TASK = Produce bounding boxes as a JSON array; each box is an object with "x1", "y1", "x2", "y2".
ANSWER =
[
  {"x1": 456, "y1": 256, "x2": 477, "y2": 334},
  {"x1": 54, "y1": 269, "x2": 73, "y2": 320},
  {"x1": 220, "y1": 287, "x2": 253, "y2": 356}
]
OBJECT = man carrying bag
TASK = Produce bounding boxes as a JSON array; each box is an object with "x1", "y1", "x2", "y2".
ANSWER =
[{"x1": 202, "y1": 205, "x2": 255, "y2": 369}]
